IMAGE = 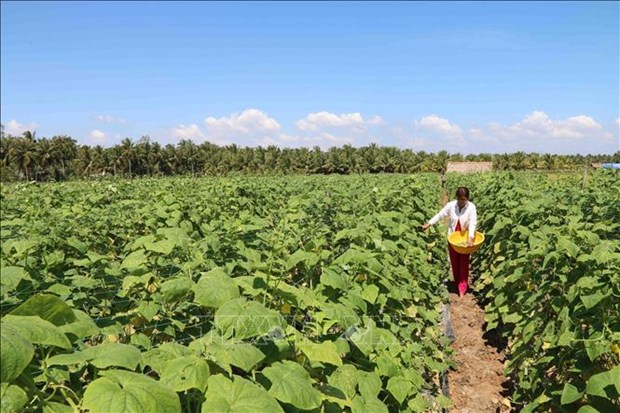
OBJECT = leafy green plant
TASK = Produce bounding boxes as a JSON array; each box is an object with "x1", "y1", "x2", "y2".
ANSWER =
[
  {"x1": 1, "y1": 174, "x2": 452, "y2": 412},
  {"x1": 454, "y1": 170, "x2": 620, "y2": 412}
]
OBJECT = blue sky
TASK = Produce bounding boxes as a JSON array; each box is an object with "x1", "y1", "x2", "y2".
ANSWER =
[{"x1": 2, "y1": 1, "x2": 619, "y2": 154}]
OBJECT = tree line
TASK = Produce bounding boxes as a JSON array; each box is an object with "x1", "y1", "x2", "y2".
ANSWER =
[{"x1": 1, "y1": 130, "x2": 618, "y2": 181}]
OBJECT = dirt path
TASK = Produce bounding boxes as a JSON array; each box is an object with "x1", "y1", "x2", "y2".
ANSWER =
[
  {"x1": 447, "y1": 291, "x2": 510, "y2": 413},
  {"x1": 438, "y1": 183, "x2": 510, "y2": 412}
]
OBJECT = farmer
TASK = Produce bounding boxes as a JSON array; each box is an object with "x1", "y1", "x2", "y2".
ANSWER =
[{"x1": 421, "y1": 187, "x2": 478, "y2": 296}]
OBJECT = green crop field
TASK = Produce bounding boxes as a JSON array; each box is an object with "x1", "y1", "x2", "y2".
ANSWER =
[{"x1": 1, "y1": 171, "x2": 618, "y2": 412}]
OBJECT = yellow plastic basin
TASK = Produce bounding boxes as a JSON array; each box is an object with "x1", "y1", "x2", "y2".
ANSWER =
[{"x1": 448, "y1": 230, "x2": 485, "y2": 254}]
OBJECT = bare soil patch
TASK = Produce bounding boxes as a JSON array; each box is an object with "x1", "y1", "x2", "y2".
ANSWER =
[{"x1": 447, "y1": 289, "x2": 511, "y2": 413}]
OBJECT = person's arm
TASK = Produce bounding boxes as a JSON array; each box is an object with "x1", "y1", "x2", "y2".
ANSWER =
[
  {"x1": 422, "y1": 202, "x2": 451, "y2": 230},
  {"x1": 467, "y1": 204, "x2": 478, "y2": 245}
]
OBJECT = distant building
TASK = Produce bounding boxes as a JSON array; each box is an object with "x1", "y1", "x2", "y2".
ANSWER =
[
  {"x1": 591, "y1": 163, "x2": 620, "y2": 169},
  {"x1": 446, "y1": 161, "x2": 493, "y2": 173}
]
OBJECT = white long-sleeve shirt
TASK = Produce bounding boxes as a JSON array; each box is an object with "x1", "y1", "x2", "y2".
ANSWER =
[{"x1": 428, "y1": 200, "x2": 478, "y2": 238}]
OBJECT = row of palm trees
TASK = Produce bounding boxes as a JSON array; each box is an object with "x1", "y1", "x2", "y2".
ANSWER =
[{"x1": 1, "y1": 131, "x2": 618, "y2": 181}]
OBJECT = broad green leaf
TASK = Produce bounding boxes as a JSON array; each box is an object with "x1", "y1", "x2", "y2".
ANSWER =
[
  {"x1": 49, "y1": 343, "x2": 141, "y2": 370},
  {"x1": 0, "y1": 324, "x2": 34, "y2": 382},
  {"x1": 47, "y1": 351, "x2": 89, "y2": 366},
  {"x1": 350, "y1": 323, "x2": 397, "y2": 356},
  {"x1": 83, "y1": 343, "x2": 142, "y2": 369},
  {"x1": 387, "y1": 376, "x2": 413, "y2": 404},
  {"x1": 402, "y1": 368, "x2": 424, "y2": 392},
  {"x1": 122, "y1": 273, "x2": 153, "y2": 291},
  {"x1": 2, "y1": 315, "x2": 71, "y2": 349},
  {"x1": 577, "y1": 406, "x2": 600, "y2": 413},
  {"x1": 136, "y1": 301, "x2": 160, "y2": 321},
  {"x1": 591, "y1": 241, "x2": 617, "y2": 264},
  {"x1": 70, "y1": 275, "x2": 98, "y2": 289},
  {"x1": 121, "y1": 250, "x2": 148, "y2": 271},
  {"x1": 320, "y1": 385, "x2": 351, "y2": 409},
  {"x1": 557, "y1": 236, "x2": 580, "y2": 258},
  {"x1": 157, "y1": 227, "x2": 189, "y2": 246},
  {"x1": 160, "y1": 278, "x2": 193, "y2": 303},
  {"x1": 351, "y1": 395, "x2": 389, "y2": 413},
  {"x1": 58, "y1": 310, "x2": 99, "y2": 339},
  {"x1": 189, "y1": 332, "x2": 266, "y2": 373},
  {"x1": 580, "y1": 291, "x2": 607, "y2": 310},
  {"x1": 42, "y1": 401, "x2": 73, "y2": 413},
  {"x1": 357, "y1": 371, "x2": 382, "y2": 399},
  {"x1": 561, "y1": 383, "x2": 583, "y2": 405},
  {"x1": 320, "y1": 268, "x2": 350, "y2": 291},
  {"x1": 10, "y1": 294, "x2": 76, "y2": 326},
  {"x1": 141, "y1": 342, "x2": 193, "y2": 373},
  {"x1": 334, "y1": 248, "x2": 369, "y2": 265},
  {"x1": 376, "y1": 354, "x2": 401, "y2": 377},
  {"x1": 341, "y1": 291, "x2": 367, "y2": 312},
  {"x1": 144, "y1": 240, "x2": 175, "y2": 255},
  {"x1": 360, "y1": 284, "x2": 379, "y2": 303},
  {"x1": 262, "y1": 360, "x2": 322, "y2": 410},
  {"x1": 194, "y1": 269, "x2": 240, "y2": 309},
  {"x1": 202, "y1": 374, "x2": 283, "y2": 413},
  {"x1": 214, "y1": 298, "x2": 284, "y2": 340},
  {"x1": 408, "y1": 393, "x2": 428, "y2": 412},
  {"x1": 0, "y1": 266, "x2": 29, "y2": 292},
  {"x1": 320, "y1": 302, "x2": 360, "y2": 329},
  {"x1": 0, "y1": 382, "x2": 28, "y2": 413},
  {"x1": 83, "y1": 369, "x2": 181, "y2": 413},
  {"x1": 159, "y1": 355, "x2": 209, "y2": 392},
  {"x1": 216, "y1": 342, "x2": 265, "y2": 372},
  {"x1": 273, "y1": 281, "x2": 321, "y2": 309},
  {"x1": 584, "y1": 338, "x2": 609, "y2": 362},
  {"x1": 576, "y1": 276, "x2": 600, "y2": 289},
  {"x1": 503, "y1": 313, "x2": 522, "y2": 324},
  {"x1": 328, "y1": 364, "x2": 358, "y2": 400},
  {"x1": 287, "y1": 249, "x2": 318, "y2": 269},
  {"x1": 297, "y1": 339, "x2": 342, "y2": 366},
  {"x1": 585, "y1": 366, "x2": 620, "y2": 398},
  {"x1": 66, "y1": 237, "x2": 87, "y2": 253}
]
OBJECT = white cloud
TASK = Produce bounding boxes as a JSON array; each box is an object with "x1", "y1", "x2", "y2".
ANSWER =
[
  {"x1": 404, "y1": 111, "x2": 617, "y2": 154},
  {"x1": 368, "y1": 115, "x2": 384, "y2": 125},
  {"x1": 474, "y1": 111, "x2": 609, "y2": 143},
  {"x1": 171, "y1": 124, "x2": 207, "y2": 142},
  {"x1": 94, "y1": 114, "x2": 126, "y2": 124},
  {"x1": 205, "y1": 109, "x2": 280, "y2": 134},
  {"x1": 507, "y1": 111, "x2": 603, "y2": 140},
  {"x1": 415, "y1": 115, "x2": 463, "y2": 138},
  {"x1": 466, "y1": 111, "x2": 615, "y2": 154},
  {"x1": 412, "y1": 114, "x2": 466, "y2": 148},
  {"x1": 289, "y1": 111, "x2": 384, "y2": 148},
  {"x1": 89, "y1": 129, "x2": 107, "y2": 144},
  {"x1": 4, "y1": 119, "x2": 39, "y2": 136},
  {"x1": 199, "y1": 109, "x2": 281, "y2": 146},
  {"x1": 296, "y1": 112, "x2": 382, "y2": 131},
  {"x1": 164, "y1": 109, "x2": 617, "y2": 154}
]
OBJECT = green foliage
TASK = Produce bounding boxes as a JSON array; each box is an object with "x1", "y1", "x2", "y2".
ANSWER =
[
  {"x1": 0, "y1": 174, "x2": 450, "y2": 412},
  {"x1": 456, "y1": 169, "x2": 620, "y2": 412}
]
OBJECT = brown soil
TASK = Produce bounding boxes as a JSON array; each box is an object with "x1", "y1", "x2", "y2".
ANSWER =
[{"x1": 447, "y1": 290, "x2": 511, "y2": 413}]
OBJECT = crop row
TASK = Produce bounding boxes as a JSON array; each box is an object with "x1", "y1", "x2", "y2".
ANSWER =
[
  {"x1": 451, "y1": 170, "x2": 620, "y2": 412},
  {"x1": 1, "y1": 174, "x2": 452, "y2": 412}
]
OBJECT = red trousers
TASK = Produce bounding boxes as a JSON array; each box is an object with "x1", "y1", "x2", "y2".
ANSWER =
[{"x1": 449, "y1": 221, "x2": 470, "y2": 296}]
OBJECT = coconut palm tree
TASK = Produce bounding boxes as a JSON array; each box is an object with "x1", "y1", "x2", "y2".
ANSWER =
[
  {"x1": 120, "y1": 138, "x2": 134, "y2": 177},
  {"x1": 9, "y1": 131, "x2": 38, "y2": 180}
]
